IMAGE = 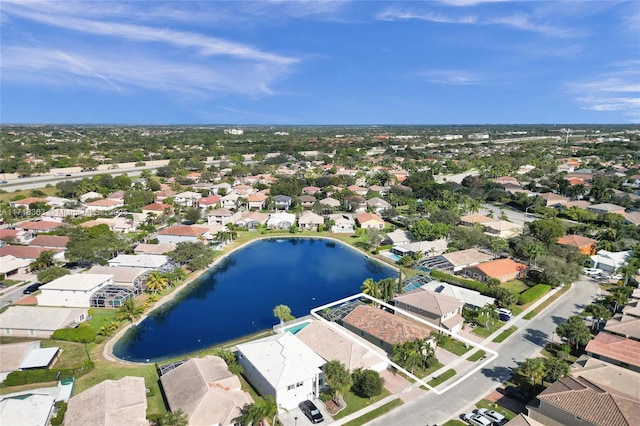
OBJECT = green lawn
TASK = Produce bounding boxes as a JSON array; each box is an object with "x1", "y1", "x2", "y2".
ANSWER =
[
  {"x1": 467, "y1": 350, "x2": 486, "y2": 362},
  {"x1": 87, "y1": 308, "x2": 119, "y2": 330},
  {"x1": 332, "y1": 389, "x2": 391, "y2": 420},
  {"x1": 502, "y1": 279, "x2": 529, "y2": 294},
  {"x1": 492, "y1": 326, "x2": 518, "y2": 343},
  {"x1": 471, "y1": 322, "x2": 501, "y2": 338},
  {"x1": 475, "y1": 399, "x2": 518, "y2": 420},
  {"x1": 427, "y1": 369, "x2": 456, "y2": 387},
  {"x1": 443, "y1": 420, "x2": 467, "y2": 426},
  {"x1": 441, "y1": 338, "x2": 471, "y2": 356},
  {"x1": 341, "y1": 399, "x2": 403, "y2": 426},
  {"x1": 523, "y1": 285, "x2": 570, "y2": 320}
]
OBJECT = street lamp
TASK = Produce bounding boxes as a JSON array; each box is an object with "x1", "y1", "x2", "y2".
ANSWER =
[{"x1": 294, "y1": 416, "x2": 298, "y2": 426}]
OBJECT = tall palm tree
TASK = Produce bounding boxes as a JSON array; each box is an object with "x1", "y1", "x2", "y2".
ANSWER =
[
  {"x1": 519, "y1": 357, "x2": 546, "y2": 389},
  {"x1": 116, "y1": 298, "x2": 145, "y2": 323},
  {"x1": 361, "y1": 278, "x2": 381, "y2": 300},
  {"x1": 145, "y1": 271, "x2": 168, "y2": 294},
  {"x1": 323, "y1": 360, "x2": 353, "y2": 406}
]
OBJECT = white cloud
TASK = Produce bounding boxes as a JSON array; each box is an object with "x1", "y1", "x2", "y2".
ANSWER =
[
  {"x1": 437, "y1": 0, "x2": 508, "y2": 6},
  {"x1": 488, "y1": 13, "x2": 578, "y2": 37},
  {"x1": 417, "y1": 70, "x2": 483, "y2": 85},
  {"x1": 377, "y1": 9, "x2": 478, "y2": 24}
]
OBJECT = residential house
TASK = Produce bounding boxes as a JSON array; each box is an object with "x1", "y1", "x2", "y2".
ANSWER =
[
  {"x1": 295, "y1": 321, "x2": 388, "y2": 373},
  {"x1": 347, "y1": 185, "x2": 369, "y2": 197},
  {"x1": 302, "y1": 186, "x2": 321, "y2": 195},
  {"x1": 0, "y1": 245, "x2": 65, "y2": 263},
  {"x1": 0, "y1": 393, "x2": 56, "y2": 426},
  {"x1": 231, "y1": 184, "x2": 255, "y2": 197},
  {"x1": 419, "y1": 281, "x2": 495, "y2": 310},
  {"x1": 0, "y1": 306, "x2": 87, "y2": 338},
  {"x1": 15, "y1": 220, "x2": 65, "y2": 235},
  {"x1": 0, "y1": 255, "x2": 31, "y2": 277},
  {"x1": 318, "y1": 197, "x2": 341, "y2": 211},
  {"x1": 154, "y1": 189, "x2": 176, "y2": 202},
  {"x1": 0, "y1": 341, "x2": 60, "y2": 377},
  {"x1": 494, "y1": 176, "x2": 520, "y2": 186},
  {"x1": 419, "y1": 248, "x2": 493, "y2": 273},
  {"x1": 107, "y1": 254, "x2": 172, "y2": 271},
  {"x1": 355, "y1": 212, "x2": 385, "y2": 230},
  {"x1": 211, "y1": 182, "x2": 232, "y2": 195},
  {"x1": 328, "y1": 213, "x2": 355, "y2": 233},
  {"x1": 557, "y1": 234, "x2": 597, "y2": 256},
  {"x1": 0, "y1": 228, "x2": 33, "y2": 244},
  {"x1": 585, "y1": 331, "x2": 640, "y2": 373},
  {"x1": 297, "y1": 211, "x2": 325, "y2": 231},
  {"x1": 220, "y1": 192, "x2": 240, "y2": 210},
  {"x1": 590, "y1": 250, "x2": 631, "y2": 273},
  {"x1": 157, "y1": 225, "x2": 211, "y2": 245},
  {"x1": 207, "y1": 208, "x2": 242, "y2": 226},
  {"x1": 267, "y1": 212, "x2": 296, "y2": 230},
  {"x1": 235, "y1": 211, "x2": 269, "y2": 230},
  {"x1": 394, "y1": 239, "x2": 449, "y2": 259},
  {"x1": 344, "y1": 195, "x2": 367, "y2": 212},
  {"x1": 341, "y1": 305, "x2": 434, "y2": 353},
  {"x1": 78, "y1": 192, "x2": 103, "y2": 203},
  {"x1": 527, "y1": 375, "x2": 640, "y2": 426},
  {"x1": 86, "y1": 266, "x2": 149, "y2": 288},
  {"x1": 484, "y1": 220, "x2": 524, "y2": 238},
  {"x1": 604, "y1": 314, "x2": 640, "y2": 341},
  {"x1": 385, "y1": 229, "x2": 411, "y2": 247},
  {"x1": 84, "y1": 198, "x2": 124, "y2": 214},
  {"x1": 366, "y1": 197, "x2": 392, "y2": 214},
  {"x1": 392, "y1": 290, "x2": 465, "y2": 332},
  {"x1": 140, "y1": 203, "x2": 173, "y2": 217},
  {"x1": 160, "y1": 355, "x2": 253, "y2": 426},
  {"x1": 173, "y1": 191, "x2": 202, "y2": 207},
  {"x1": 459, "y1": 214, "x2": 494, "y2": 227},
  {"x1": 273, "y1": 195, "x2": 292, "y2": 211},
  {"x1": 538, "y1": 193, "x2": 569, "y2": 208},
  {"x1": 369, "y1": 185, "x2": 390, "y2": 196},
  {"x1": 587, "y1": 203, "x2": 626, "y2": 215},
  {"x1": 463, "y1": 258, "x2": 528, "y2": 283},
  {"x1": 569, "y1": 356, "x2": 640, "y2": 399},
  {"x1": 298, "y1": 195, "x2": 317, "y2": 210},
  {"x1": 236, "y1": 332, "x2": 326, "y2": 411},
  {"x1": 80, "y1": 217, "x2": 136, "y2": 233},
  {"x1": 9, "y1": 197, "x2": 50, "y2": 209},
  {"x1": 106, "y1": 190, "x2": 126, "y2": 204},
  {"x1": 247, "y1": 192, "x2": 268, "y2": 210},
  {"x1": 622, "y1": 211, "x2": 640, "y2": 225},
  {"x1": 65, "y1": 376, "x2": 149, "y2": 426},
  {"x1": 134, "y1": 243, "x2": 176, "y2": 255},
  {"x1": 37, "y1": 274, "x2": 114, "y2": 308},
  {"x1": 28, "y1": 235, "x2": 69, "y2": 250}
]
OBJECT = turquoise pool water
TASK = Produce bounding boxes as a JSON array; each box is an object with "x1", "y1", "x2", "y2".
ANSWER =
[{"x1": 285, "y1": 321, "x2": 311, "y2": 335}]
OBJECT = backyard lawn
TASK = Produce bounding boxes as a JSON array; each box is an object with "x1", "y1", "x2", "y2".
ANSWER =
[
  {"x1": 440, "y1": 338, "x2": 471, "y2": 356},
  {"x1": 501, "y1": 279, "x2": 529, "y2": 294}
]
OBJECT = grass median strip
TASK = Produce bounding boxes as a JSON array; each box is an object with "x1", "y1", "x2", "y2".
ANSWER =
[
  {"x1": 523, "y1": 285, "x2": 571, "y2": 320},
  {"x1": 467, "y1": 350, "x2": 486, "y2": 362},
  {"x1": 341, "y1": 399, "x2": 403, "y2": 426},
  {"x1": 428, "y1": 369, "x2": 456, "y2": 387},
  {"x1": 492, "y1": 326, "x2": 517, "y2": 343}
]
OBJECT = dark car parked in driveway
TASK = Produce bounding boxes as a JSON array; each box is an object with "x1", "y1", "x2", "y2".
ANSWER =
[
  {"x1": 504, "y1": 386, "x2": 529, "y2": 402},
  {"x1": 23, "y1": 282, "x2": 44, "y2": 294},
  {"x1": 299, "y1": 400, "x2": 324, "y2": 424}
]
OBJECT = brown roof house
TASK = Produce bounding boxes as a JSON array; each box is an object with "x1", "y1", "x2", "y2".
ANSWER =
[
  {"x1": 392, "y1": 290, "x2": 465, "y2": 333},
  {"x1": 160, "y1": 355, "x2": 253, "y2": 426},
  {"x1": 483, "y1": 220, "x2": 523, "y2": 238},
  {"x1": 585, "y1": 331, "x2": 640, "y2": 373},
  {"x1": 341, "y1": 304, "x2": 433, "y2": 352},
  {"x1": 297, "y1": 211, "x2": 325, "y2": 231},
  {"x1": 355, "y1": 212, "x2": 385, "y2": 230},
  {"x1": 459, "y1": 214, "x2": 495, "y2": 227},
  {"x1": 28, "y1": 235, "x2": 70, "y2": 249},
  {"x1": 558, "y1": 234, "x2": 597, "y2": 256},
  {"x1": 420, "y1": 248, "x2": 493, "y2": 273},
  {"x1": 463, "y1": 258, "x2": 528, "y2": 283},
  {"x1": 527, "y1": 375, "x2": 640, "y2": 426},
  {"x1": 157, "y1": 225, "x2": 210, "y2": 245},
  {"x1": 65, "y1": 376, "x2": 149, "y2": 426}
]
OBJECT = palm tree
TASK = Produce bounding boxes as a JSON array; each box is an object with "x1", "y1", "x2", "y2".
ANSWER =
[
  {"x1": 167, "y1": 268, "x2": 187, "y2": 287},
  {"x1": 361, "y1": 278, "x2": 381, "y2": 300},
  {"x1": 234, "y1": 396, "x2": 277, "y2": 426},
  {"x1": 584, "y1": 304, "x2": 611, "y2": 331},
  {"x1": 116, "y1": 298, "x2": 145, "y2": 323},
  {"x1": 430, "y1": 331, "x2": 449, "y2": 349},
  {"x1": 477, "y1": 304, "x2": 498, "y2": 330},
  {"x1": 145, "y1": 271, "x2": 168, "y2": 294},
  {"x1": 519, "y1": 357, "x2": 546, "y2": 389},
  {"x1": 323, "y1": 360, "x2": 353, "y2": 407}
]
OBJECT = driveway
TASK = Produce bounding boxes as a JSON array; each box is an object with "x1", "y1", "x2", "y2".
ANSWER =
[{"x1": 279, "y1": 400, "x2": 334, "y2": 426}]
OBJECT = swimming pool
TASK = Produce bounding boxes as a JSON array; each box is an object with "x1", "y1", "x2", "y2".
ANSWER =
[{"x1": 113, "y1": 238, "x2": 396, "y2": 362}]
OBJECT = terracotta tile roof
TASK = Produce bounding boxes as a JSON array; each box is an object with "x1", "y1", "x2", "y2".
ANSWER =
[
  {"x1": 0, "y1": 245, "x2": 62, "y2": 260},
  {"x1": 85, "y1": 198, "x2": 122, "y2": 207},
  {"x1": 473, "y1": 258, "x2": 528, "y2": 278},
  {"x1": 557, "y1": 234, "x2": 597, "y2": 248},
  {"x1": 157, "y1": 225, "x2": 209, "y2": 237},
  {"x1": 11, "y1": 197, "x2": 48, "y2": 205},
  {"x1": 343, "y1": 305, "x2": 433, "y2": 346},
  {"x1": 29, "y1": 235, "x2": 69, "y2": 248},
  {"x1": 0, "y1": 229, "x2": 19, "y2": 238},
  {"x1": 141, "y1": 203, "x2": 172, "y2": 211},
  {"x1": 537, "y1": 376, "x2": 640, "y2": 426},
  {"x1": 586, "y1": 331, "x2": 640, "y2": 369},
  {"x1": 355, "y1": 212, "x2": 384, "y2": 224},
  {"x1": 198, "y1": 195, "x2": 221, "y2": 205},
  {"x1": 393, "y1": 290, "x2": 463, "y2": 317},
  {"x1": 442, "y1": 249, "x2": 493, "y2": 267},
  {"x1": 247, "y1": 193, "x2": 267, "y2": 202},
  {"x1": 16, "y1": 221, "x2": 63, "y2": 231}
]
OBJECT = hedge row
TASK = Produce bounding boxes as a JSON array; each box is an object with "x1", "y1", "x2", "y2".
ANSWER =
[
  {"x1": 518, "y1": 284, "x2": 551, "y2": 305},
  {"x1": 52, "y1": 323, "x2": 97, "y2": 343},
  {"x1": 4, "y1": 360, "x2": 94, "y2": 386},
  {"x1": 429, "y1": 270, "x2": 491, "y2": 294}
]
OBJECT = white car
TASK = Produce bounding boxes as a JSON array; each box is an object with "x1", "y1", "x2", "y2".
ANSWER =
[
  {"x1": 463, "y1": 413, "x2": 493, "y2": 426},
  {"x1": 477, "y1": 408, "x2": 507, "y2": 425},
  {"x1": 584, "y1": 267, "x2": 603, "y2": 276}
]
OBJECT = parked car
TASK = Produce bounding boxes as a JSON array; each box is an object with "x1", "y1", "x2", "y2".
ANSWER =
[
  {"x1": 462, "y1": 413, "x2": 493, "y2": 426},
  {"x1": 299, "y1": 400, "x2": 324, "y2": 424},
  {"x1": 584, "y1": 267, "x2": 603, "y2": 276},
  {"x1": 504, "y1": 386, "x2": 529, "y2": 402},
  {"x1": 0, "y1": 282, "x2": 8, "y2": 289},
  {"x1": 477, "y1": 408, "x2": 507, "y2": 425},
  {"x1": 22, "y1": 282, "x2": 43, "y2": 294}
]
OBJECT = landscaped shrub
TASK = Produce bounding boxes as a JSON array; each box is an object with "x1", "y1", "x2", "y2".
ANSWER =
[
  {"x1": 50, "y1": 401, "x2": 67, "y2": 426},
  {"x1": 4, "y1": 360, "x2": 94, "y2": 386},
  {"x1": 52, "y1": 323, "x2": 97, "y2": 343},
  {"x1": 429, "y1": 270, "x2": 490, "y2": 294},
  {"x1": 351, "y1": 368, "x2": 384, "y2": 398},
  {"x1": 518, "y1": 284, "x2": 551, "y2": 305}
]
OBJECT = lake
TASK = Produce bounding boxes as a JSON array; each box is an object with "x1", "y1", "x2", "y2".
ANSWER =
[{"x1": 113, "y1": 237, "x2": 396, "y2": 362}]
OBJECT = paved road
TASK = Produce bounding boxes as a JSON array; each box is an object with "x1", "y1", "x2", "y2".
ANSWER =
[{"x1": 367, "y1": 278, "x2": 598, "y2": 426}]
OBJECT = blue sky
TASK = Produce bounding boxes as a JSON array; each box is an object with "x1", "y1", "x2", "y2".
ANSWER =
[{"x1": 1, "y1": 1, "x2": 639, "y2": 124}]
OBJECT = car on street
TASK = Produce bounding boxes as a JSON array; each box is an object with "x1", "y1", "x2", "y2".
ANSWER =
[
  {"x1": 583, "y1": 267, "x2": 603, "y2": 276},
  {"x1": 462, "y1": 413, "x2": 492, "y2": 426},
  {"x1": 504, "y1": 386, "x2": 529, "y2": 402},
  {"x1": 0, "y1": 282, "x2": 8, "y2": 289},
  {"x1": 299, "y1": 400, "x2": 324, "y2": 424},
  {"x1": 22, "y1": 282, "x2": 44, "y2": 294},
  {"x1": 477, "y1": 408, "x2": 507, "y2": 425}
]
